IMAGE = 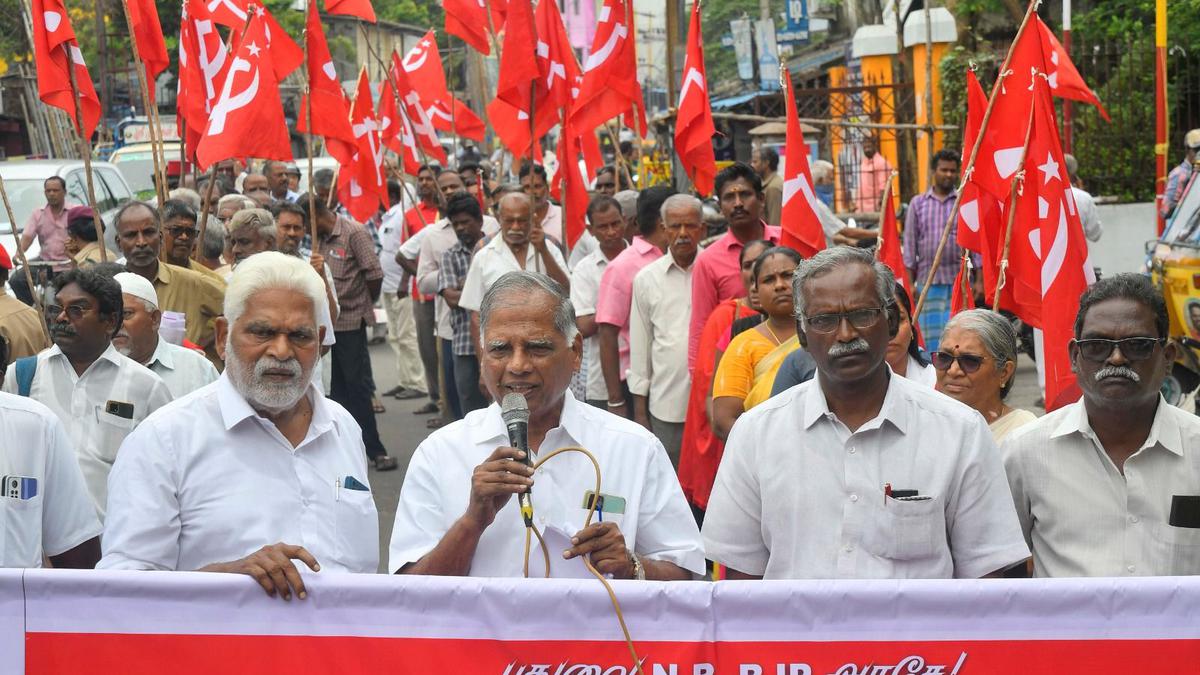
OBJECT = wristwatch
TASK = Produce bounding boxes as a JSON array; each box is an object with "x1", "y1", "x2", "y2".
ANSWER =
[{"x1": 628, "y1": 552, "x2": 645, "y2": 581}]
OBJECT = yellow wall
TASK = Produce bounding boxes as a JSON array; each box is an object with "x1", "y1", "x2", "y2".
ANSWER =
[
  {"x1": 911, "y1": 42, "x2": 949, "y2": 195},
  {"x1": 828, "y1": 65, "x2": 849, "y2": 212}
]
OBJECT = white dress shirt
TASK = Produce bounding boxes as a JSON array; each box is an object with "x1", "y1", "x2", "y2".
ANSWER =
[
  {"x1": 703, "y1": 374, "x2": 1029, "y2": 579},
  {"x1": 2, "y1": 344, "x2": 172, "y2": 519},
  {"x1": 568, "y1": 230, "x2": 598, "y2": 271},
  {"x1": 99, "y1": 375, "x2": 379, "y2": 574},
  {"x1": 0, "y1": 392, "x2": 102, "y2": 567},
  {"x1": 146, "y1": 340, "x2": 219, "y2": 399},
  {"x1": 1002, "y1": 397, "x2": 1200, "y2": 577},
  {"x1": 540, "y1": 202, "x2": 564, "y2": 245},
  {"x1": 570, "y1": 249, "x2": 611, "y2": 402},
  {"x1": 1071, "y1": 186, "x2": 1103, "y2": 245},
  {"x1": 458, "y1": 233, "x2": 568, "y2": 313},
  {"x1": 416, "y1": 216, "x2": 500, "y2": 340},
  {"x1": 628, "y1": 253, "x2": 693, "y2": 423},
  {"x1": 378, "y1": 203, "x2": 408, "y2": 294},
  {"x1": 389, "y1": 391, "x2": 706, "y2": 577}
]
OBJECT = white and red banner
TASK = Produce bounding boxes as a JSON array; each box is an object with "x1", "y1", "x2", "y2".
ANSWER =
[{"x1": 5, "y1": 570, "x2": 1200, "y2": 673}]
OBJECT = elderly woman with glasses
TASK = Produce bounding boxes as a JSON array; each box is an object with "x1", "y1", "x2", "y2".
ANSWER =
[{"x1": 934, "y1": 309, "x2": 1037, "y2": 442}]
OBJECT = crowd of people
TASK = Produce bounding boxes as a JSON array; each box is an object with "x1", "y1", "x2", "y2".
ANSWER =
[{"x1": 0, "y1": 146, "x2": 1194, "y2": 600}]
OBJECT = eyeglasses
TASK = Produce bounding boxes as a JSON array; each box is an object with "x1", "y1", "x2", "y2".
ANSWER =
[
  {"x1": 44, "y1": 304, "x2": 90, "y2": 320},
  {"x1": 1073, "y1": 337, "x2": 1164, "y2": 362},
  {"x1": 166, "y1": 226, "x2": 199, "y2": 239},
  {"x1": 804, "y1": 307, "x2": 886, "y2": 334},
  {"x1": 931, "y1": 351, "x2": 988, "y2": 373}
]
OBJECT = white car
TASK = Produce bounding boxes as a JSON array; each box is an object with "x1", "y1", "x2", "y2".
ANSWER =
[{"x1": 0, "y1": 160, "x2": 136, "y2": 263}]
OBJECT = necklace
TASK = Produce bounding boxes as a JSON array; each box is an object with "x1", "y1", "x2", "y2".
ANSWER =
[{"x1": 762, "y1": 321, "x2": 784, "y2": 346}]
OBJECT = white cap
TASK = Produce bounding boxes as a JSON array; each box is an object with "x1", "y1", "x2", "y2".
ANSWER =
[{"x1": 114, "y1": 272, "x2": 159, "y2": 310}]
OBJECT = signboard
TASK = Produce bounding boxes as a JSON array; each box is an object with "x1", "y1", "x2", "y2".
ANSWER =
[
  {"x1": 8, "y1": 570, "x2": 1200, "y2": 675},
  {"x1": 755, "y1": 20, "x2": 781, "y2": 91},
  {"x1": 730, "y1": 19, "x2": 755, "y2": 80},
  {"x1": 779, "y1": 0, "x2": 810, "y2": 43}
]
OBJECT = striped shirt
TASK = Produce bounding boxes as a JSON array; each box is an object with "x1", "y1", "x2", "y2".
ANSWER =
[
  {"x1": 438, "y1": 242, "x2": 475, "y2": 357},
  {"x1": 1163, "y1": 160, "x2": 1193, "y2": 220},
  {"x1": 902, "y1": 188, "x2": 961, "y2": 286}
]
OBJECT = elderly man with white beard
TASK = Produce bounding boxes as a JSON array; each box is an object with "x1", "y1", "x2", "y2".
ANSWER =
[{"x1": 100, "y1": 252, "x2": 380, "y2": 601}]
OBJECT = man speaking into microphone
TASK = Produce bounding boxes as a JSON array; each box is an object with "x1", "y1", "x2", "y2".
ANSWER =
[{"x1": 390, "y1": 271, "x2": 704, "y2": 579}]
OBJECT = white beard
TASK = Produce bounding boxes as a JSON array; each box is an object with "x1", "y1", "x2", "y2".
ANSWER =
[{"x1": 224, "y1": 336, "x2": 313, "y2": 415}]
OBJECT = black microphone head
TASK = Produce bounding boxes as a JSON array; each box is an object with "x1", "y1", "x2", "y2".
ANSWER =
[{"x1": 501, "y1": 393, "x2": 529, "y2": 425}]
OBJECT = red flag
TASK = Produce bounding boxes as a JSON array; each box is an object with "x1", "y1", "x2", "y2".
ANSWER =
[
  {"x1": 338, "y1": 70, "x2": 388, "y2": 223},
  {"x1": 674, "y1": 1, "x2": 716, "y2": 196},
  {"x1": 552, "y1": 124, "x2": 589, "y2": 248},
  {"x1": 31, "y1": 0, "x2": 101, "y2": 139},
  {"x1": 494, "y1": 0, "x2": 538, "y2": 112},
  {"x1": 257, "y1": 5, "x2": 303, "y2": 81},
  {"x1": 196, "y1": 9, "x2": 292, "y2": 169},
  {"x1": 1033, "y1": 17, "x2": 1109, "y2": 121},
  {"x1": 570, "y1": 0, "x2": 644, "y2": 137},
  {"x1": 378, "y1": 80, "x2": 422, "y2": 176},
  {"x1": 390, "y1": 51, "x2": 448, "y2": 165},
  {"x1": 127, "y1": 0, "x2": 168, "y2": 104},
  {"x1": 949, "y1": 255, "x2": 976, "y2": 315},
  {"x1": 324, "y1": 0, "x2": 375, "y2": 22},
  {"x1": 177, "y1": 0, "x2": 230, "y2": 161},
  {"x1": 297, "y1": 0, "x2": 356, "y2": 167},
  {"x1": 778, "y1": 74, "x2": 825, "y2": 258},
  {"x1": 487, "y1": 98, "x2": 541, "y2": 159},
  {"x1": 400, "y1": 31, "x2": 486, "y2": 142},
  {"x1": 444, "y1": 0, "x2": 491, "y2": 55},
  {"x1": 1013, "y1": 76, "x2": 1095, "y2": 410},
  {"x1": 534, "y1": 0, "x2": 580, "y2": 115},
  {"x1": 207, "y1": 0, "x2": 249, "y2": 28},
  {"x1": 956, "y1": 71, "x2": 1006, "y2": 309},
  {"x1": 876, "y1": 183, "x2": 910, "y2": 294}
]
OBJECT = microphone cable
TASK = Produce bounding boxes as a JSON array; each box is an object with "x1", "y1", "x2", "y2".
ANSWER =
[{"x1": 519, "y1": 445, "x2": 645, "y2": 675}]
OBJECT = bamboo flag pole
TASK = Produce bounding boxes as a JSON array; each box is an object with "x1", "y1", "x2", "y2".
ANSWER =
[
  {"x1": 118, "y1": 0, "x2": 167, "y2": 208},
  {"x1": 991, "y1": 81, "x2": 1039, "y2": 311},
  {"x1": 62, "y1": 44, "x2": 107, "y2": 263},
  {"x1": 193, "y1": 168, "x2": 218, "y2": 261},
  {"x1": 0, "y1": 175, "x2": 49, "y2": 338},
  {"x1": 911, "y1": 0, "x2": 1041, "y2": 321},
  {"x1": 304, "y1": 0, "x2": 318, "y2": 245}
]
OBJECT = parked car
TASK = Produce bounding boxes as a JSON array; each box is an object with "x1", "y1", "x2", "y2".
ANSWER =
[
  {"x1": 110, "y1": 141, "x2": 183, "y2": 201},
  {"x1": 0, "y1": 160, "x2": 135, "y2": 261}
]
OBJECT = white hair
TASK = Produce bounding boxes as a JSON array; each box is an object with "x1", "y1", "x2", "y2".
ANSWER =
[
  {"x1": 217, "y1": 193, "x2": 255, "y2": 212},
  {"x1": 660, "y1": 193, "x2": 703, "y2": 223},
  {"x1": 169, "y1": 187, "x2": 202, "y2": 210},
  {"x1": 224, "y1": 251, "x2": 328, "y2": 326},
  {"x1": 227, "y1": 208, "x2": 277, "y2": 245},
  {"x1": 479, "y1": 271, "x2": 579, "y2": 346}
]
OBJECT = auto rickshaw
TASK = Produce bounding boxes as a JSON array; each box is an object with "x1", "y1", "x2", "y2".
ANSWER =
[{"x1": 1149, "y1": 162, "x2": 1200, "y2": 411}]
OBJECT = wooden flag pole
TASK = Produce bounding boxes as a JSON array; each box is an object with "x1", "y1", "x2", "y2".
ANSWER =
[
  {"x1": 604, "y1": 120, "x2": 633, "y2": 189},
  {"x1": 912, "y1": 0, "x2": 1041, "y2": 321},
  {"x1": 193, "y1": 169, "x2": 218, "y2": 261},
  {"x1": 0, "y1": 174, "x2": 50, "y2": 337},
  {"x1": 62, "y1": 44, "x2": 107, "y2": 263},
  {"x1": 991, "y1": 84, "x2": 1039, "y2": 312},
  {"x1": 303, "y1": 0, "x2": 318, "y2": 245},
  {"x1": 118, "y1": 0, "x2": 167, "y2": 208}
]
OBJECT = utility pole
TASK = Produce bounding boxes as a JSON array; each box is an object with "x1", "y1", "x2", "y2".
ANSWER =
[
  {"x1": 94, "y1": 0, "x2": 110, "y2": 140},
  {"x1": 665, "y1": 0, "x2": 681, "y2": 108}
]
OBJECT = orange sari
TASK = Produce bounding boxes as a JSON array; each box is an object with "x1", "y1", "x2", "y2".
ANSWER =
[{"x1": 678, "y1": 298, "x2": 756, "y2": 510}]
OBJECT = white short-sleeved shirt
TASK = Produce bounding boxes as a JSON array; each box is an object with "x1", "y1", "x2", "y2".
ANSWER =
[
  {"x1": 568, "y1": 231, "x2": 598, "y2": 271},
  {"x1": 146, "y1": 340, "x2": 219, "y2": 399},
  {"x1": 1, "y1": 344, "x2": 173, "y2": 519},
  {"x1": 378, "y1": 204, "x2": 408, "y2": 294},
  {"x1": 703, "y1": 374, "x2": 1029, "y2": 579},
  {"x1": 416, "y1": 217, "x2": 501, "y2": 340},
  {"x1": 458, "y1": 233, "x2": 569, "y2": 313},
  {"x1": 1002, "y1": 397, "x2": 1200, "y2": 578},
  {"x1": 628, "y1": 253, "x2": 693, "y2": 423},
  {"x1": 389, "y1": 391, "x2": 706, "y2": 577},
  {"x1": 570, "y1": 249, "x2": 612, "y2": 402},
  {"x1": 99, "y1": 375, "x2": 379, "y2": 574},
  {"x1": 0, "y1": 392, "x2": 102, "y2": 567}
]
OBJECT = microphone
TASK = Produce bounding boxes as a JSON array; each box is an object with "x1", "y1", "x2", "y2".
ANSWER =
[{"x1": 501, "y1": 393, "x2": 534, "y2": 527}]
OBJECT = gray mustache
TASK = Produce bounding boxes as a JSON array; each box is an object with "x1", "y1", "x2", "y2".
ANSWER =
[
  {"x1": 1095, "y1": 366, "x2": 1140, "y2": 383},
  {"x1": 256, "y1": 357, "x2": 302, "y2": 379},
  {"x1": 828, "y1": 338, "x2": 870, "y2": 357}
]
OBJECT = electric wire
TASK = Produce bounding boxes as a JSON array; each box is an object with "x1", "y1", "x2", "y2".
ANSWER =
[{"x1": 520, "y1": 445, "x2": 644, "y2": 675}]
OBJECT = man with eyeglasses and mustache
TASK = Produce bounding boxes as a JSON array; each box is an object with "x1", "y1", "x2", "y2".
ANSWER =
[
  {"x1": 1002, "y1": 274, "x2": 1200, "y2": 577},
  {"x1": 3, "y1": 269, "x2": 171, "y2": 519},
  {"x1": 100, "y1": 253, "x2": 381, "y2": 599},
  {"x1": 159, "y1": 199, "x2": 225, "y2": 283},
  {"x1": 703, "y1": 246, "x2": 1028, "y2": 579}
]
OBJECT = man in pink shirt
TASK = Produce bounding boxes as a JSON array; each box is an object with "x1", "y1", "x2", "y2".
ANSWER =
[
  {"x1": 595, "y1": 186, "x2": 674, "y2": 418},
  {"x1": 688, "y1": 163, "x2": 781, "y2": 369},
  {"x1": 854, "y1": 136, "x2": 892, "y2": 213},
  {"x1": 20, "y1": 176, "x2": 74, "y2": 269}
]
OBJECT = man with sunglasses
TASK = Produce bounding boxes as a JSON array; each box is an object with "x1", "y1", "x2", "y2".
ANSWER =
[
  {"x1": 703, "y1": 246, "x2": 1028, "y2": 579},
  {"x1": 2, "y1": 269, "x2": 171, "y2": 519},
  {"x1": 1002, "y1": 274, "x2": 1200, "y2": 577}
]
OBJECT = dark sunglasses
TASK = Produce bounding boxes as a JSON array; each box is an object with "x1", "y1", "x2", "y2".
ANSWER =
[
  {"x1": 1073, "y1": 337, "x2": 1164, "y2": 363},
  {"x1": 930, "y1": 351, "x2": 988, "y2": 373}
]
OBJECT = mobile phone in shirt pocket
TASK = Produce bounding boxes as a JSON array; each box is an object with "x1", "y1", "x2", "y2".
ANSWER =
[
  {"x1": 1151, "y1": 523, "x2": 1200, "y2": 575},
  {"x1": 864, "y1": 496, "x2": 945, "y2": 561},
  {"x1": 2, "y1": 492, "x2": 44, "y2": 565},
  {"x1": 333, "y1": 483, "x2": 378, "y2": 571}
]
